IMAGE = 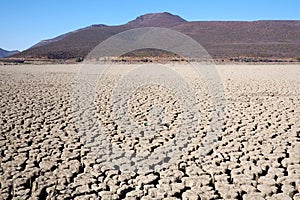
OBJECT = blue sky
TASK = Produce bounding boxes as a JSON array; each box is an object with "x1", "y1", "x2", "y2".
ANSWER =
[{"x1": 1, "y1": 0, "x2": 300, "y2": 51}]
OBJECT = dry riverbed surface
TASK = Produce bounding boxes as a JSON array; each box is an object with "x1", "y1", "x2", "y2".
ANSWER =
[{"x1": 0, "y1": 64, "x2": 300, "y2": 199}]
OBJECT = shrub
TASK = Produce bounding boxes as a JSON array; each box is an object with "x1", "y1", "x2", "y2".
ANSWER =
[{"x1": 76, "y1": 57, "x2": 84, "y2": 62}]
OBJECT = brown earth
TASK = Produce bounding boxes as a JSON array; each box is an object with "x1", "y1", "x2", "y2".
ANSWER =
[{"x1": 7, "y1": 12, "x2": 300, "y2": 63}]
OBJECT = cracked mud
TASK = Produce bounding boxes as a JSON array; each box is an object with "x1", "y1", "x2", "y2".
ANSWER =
[{"x1": 0, "y1": 64, "x2": 300, "y2": 199}]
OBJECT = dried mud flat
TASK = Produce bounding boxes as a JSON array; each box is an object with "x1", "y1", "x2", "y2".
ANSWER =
[{"x1": 0, "y1": 64, "x2": 300, "y2": 200}]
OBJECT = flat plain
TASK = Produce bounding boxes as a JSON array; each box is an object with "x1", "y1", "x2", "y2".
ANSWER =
[{"x1": 0, "y1": 64, "x2": 299, "y2": 199}]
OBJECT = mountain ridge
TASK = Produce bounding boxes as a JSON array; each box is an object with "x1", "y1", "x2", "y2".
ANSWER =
[
  {"x1": 10, "y1": 12, "x2": 300, "y2": 61},
  {"x1": 127, "y1": 12, "x2": 186, "y2": 27},
  {"x1": 0, "y1": 48, "x2": 19, "y2": 58}
]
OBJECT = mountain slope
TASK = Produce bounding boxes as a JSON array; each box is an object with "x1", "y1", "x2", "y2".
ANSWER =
[
  {"x1": 31, "y1": 24, "x2": 108, "y2": 48},
  {"x1": 0, "y1": 48, "x2": 19, "y2": 58},
  {"x1": 17, "y1": 25, "x2": 129, "y2": 59},
  {"x1": 127, "y1": 12, "x2": 186, "y2": 27},
  {"x1": 12, "y1": 13, "x2": 300, "y2": 60},
  {"x1": 172, "y1": 20, "x2": 300, "y2": 58}
]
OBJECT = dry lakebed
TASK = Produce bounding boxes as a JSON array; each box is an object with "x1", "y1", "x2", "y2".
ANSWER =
[{"x1": 0, "y1": 63, "x2": 300, "y2": 199}]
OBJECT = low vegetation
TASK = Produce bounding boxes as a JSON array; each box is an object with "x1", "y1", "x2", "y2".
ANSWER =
[{"x1": 76, "y1": 57, "x2": 84, "y2": 62}]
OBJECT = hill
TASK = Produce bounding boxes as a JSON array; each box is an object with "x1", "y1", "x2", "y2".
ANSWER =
[
  {"x1": 127, "y1": 12, "x2": 186, "y2": 27},
  {"x1": 0, "y1": 48, "x2": 19, "y2": 58},
  {"x1": 10, "y1": 12, "x2": 300, "y2": 62}
]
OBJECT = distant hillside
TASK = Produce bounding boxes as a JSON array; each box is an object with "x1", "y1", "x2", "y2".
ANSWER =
[
  {"x1": 0, "y1": 48, "x2": 19, "y2": 58},
  {"x1": 11, "y1": 12, "x2": 300, "y2": 61},
  {"x1": 31, "y1": 24, "x2": 108, "y2": 48},
  {"x1": 127, "y1": 12, "x2": 186, "y2": 27}
]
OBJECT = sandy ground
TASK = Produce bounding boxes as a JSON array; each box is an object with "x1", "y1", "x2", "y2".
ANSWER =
[{"x1": 0, "y1": 64, "x2": 300, "y2": 199}]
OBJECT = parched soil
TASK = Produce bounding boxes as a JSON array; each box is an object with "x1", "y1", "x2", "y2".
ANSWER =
[{"x1": 0, "y1": 64, "x2": 299, "y2": 199}]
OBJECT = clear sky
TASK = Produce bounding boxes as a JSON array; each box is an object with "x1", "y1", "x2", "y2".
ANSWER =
[{"x1": 1, "y1": 0, "x2": 300, "y2": 51}]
